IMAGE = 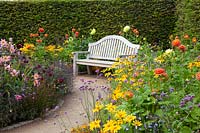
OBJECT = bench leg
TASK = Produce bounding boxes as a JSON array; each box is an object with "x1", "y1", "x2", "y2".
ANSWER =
[
  {"x1": 73, "y1": 63, "x2": 78, "y2": 76},
  {"x1": 87, "y1": 66, "x2": 91, "y2": 75}
]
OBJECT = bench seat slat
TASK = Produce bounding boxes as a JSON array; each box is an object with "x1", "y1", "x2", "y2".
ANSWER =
[{"x1": 76, "y1": 59, "x2": 115, "y2": 67}]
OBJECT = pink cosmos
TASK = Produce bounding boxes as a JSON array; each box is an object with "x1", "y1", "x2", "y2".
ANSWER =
[
  {"x1": 2, "y1": 56, "x2": 11, "y2": 62},
  {"x1": 33, "y1": 73, "x2": 41, "y2": 87},
  {"x1": 0, "y1": 39, "x2": 8, "y2": 47},
  {"x1": 4, "y1": 64, "x2": 12, "y2": 71},
  {"x1": 10, "y1": 69, "x2": 20, "y2": 77},
  {"x1": 9, "y1": 44, "x2": 15, "y2": 53},
  {"x1": 15, "y1": 95, "x2": 23, "y2": 101}
]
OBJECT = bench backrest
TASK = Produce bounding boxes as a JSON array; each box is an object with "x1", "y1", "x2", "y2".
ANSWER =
[{"x1": 88, "y1": 35, "x2": 140, "y2": 61}]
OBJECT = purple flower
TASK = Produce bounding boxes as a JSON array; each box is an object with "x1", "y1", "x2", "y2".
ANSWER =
[
  {"x1": 98, "y1": 92, "x2": 102, "y2": 99},
  {"x1": 197, "y1": 103, "x2": 200, "y2": 108},
  {"x1": 169, "y1": 87, "x2": 174, "y2": 93}
]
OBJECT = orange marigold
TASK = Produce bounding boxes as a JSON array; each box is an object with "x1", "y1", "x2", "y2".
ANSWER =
[
  {"x1": 172, "y1": 39, "x2": 181, "y2": 47},
  {"x1": 192, "y1": 37, "x2": 197, "y2": 43},
  {"x1": 154, "y1": 68, "x2": 165, "y2": 75},
  {"x1": 184, "y1": 34, "x2": 189, "y2": 39},
  {"x1": 196, "y1": 72, "x2": 200, "y2": 81}
]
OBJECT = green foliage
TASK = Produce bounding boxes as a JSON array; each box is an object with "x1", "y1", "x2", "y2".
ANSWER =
[
  {"x1": 0, "y1": 0, "x2": 176, "y2": 48},
  {"x1": 175, "y1": 0, "x2": 200, "y2": 39}
]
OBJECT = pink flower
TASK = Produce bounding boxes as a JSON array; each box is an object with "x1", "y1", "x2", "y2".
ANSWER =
[
  {"x1": 4, "y1": 64, "x2": 12, "y2": 71},
  {"x1": 10, "y1": 69, "x2": 20, "y2": 77},
  {"x1": 9, "y1": 44, "x2": 16, "y2": 53},
  {"x1": 0, "y1": 39, "x2": 8, "y2": 48},
  {"x1": 15, "y1": 95, "x2": 23, "y2": 101},
  {"x1": 34, "y1": 73, "x2": 41, "y2": 87},
  {"x1": 2, "y1": 56, "x2": 11, "y2": 62}
]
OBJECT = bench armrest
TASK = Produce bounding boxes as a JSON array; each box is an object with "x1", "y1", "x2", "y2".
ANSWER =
[{"x1": 72, "y1": 51, "x2": 89, "y2": 54}]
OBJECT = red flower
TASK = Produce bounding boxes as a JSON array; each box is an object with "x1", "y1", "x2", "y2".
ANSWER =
[
  {"x1": 72, "y1": 28, "x2": 76, "y2": 33},
  {"x1": 178, "y1": 45, "x2": 186, "y2": 52},
  {"x1": 38, "y1": 27, "x2": 44, "y2": 33},
  {"x1": 75, "y1": 31, "x2": 79, "y2": 38},
  {"x1": 154, "y1": 68, "x2": 165, "y2": 75},
  {"x1": 172, "y1": 39, "x2": 181, "y2": 47},
  {"x1": 196, "y1": 72, "x2": 200, "y2": 81},
  {"x1": 65, "y1": 34, "x2": 69, "y2": 39},
  {"x1": 36, "y1": 39, "x2": 42, "y2": 43}
]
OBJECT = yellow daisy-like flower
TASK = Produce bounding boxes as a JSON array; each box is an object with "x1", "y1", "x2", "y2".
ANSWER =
[
  {"x1": 89, "y1": 119, "x2": 101, "y2": 131},
  {"x1": 133, "y1": 120, "x2": 142, "y2": 127},
  {"x1": 92, "y1": 101, "x2": 103, "y2": 113},
  {"x1": 124, "y1": 114, "x2": 136, "y2": 123},
  {"x1": 106, "y1": 103, "x2": 116, "y2": 113},
  {"x1": 115, "y1": 110, "x2": 127, "y2": 119},
  {"x1": 103, "y1": 120, "x2": 121, "y2": 133},
  {"x1": 45, "y1": 45, "x2": 56, "y2": 52},
  {"x1": 112, "y1": 88, "x2": 124, "y2": 100},
  {"x1": 20, "y1": 43, "x2": 35, "y2": 54},
  {"x1": 188, "y1": 61, "x2": 200, "y2": 69}
]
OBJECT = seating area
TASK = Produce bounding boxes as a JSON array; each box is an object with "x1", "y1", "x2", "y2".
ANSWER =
[{"x1": 73, "y1": 35, "x2": 140, "y2": 75}]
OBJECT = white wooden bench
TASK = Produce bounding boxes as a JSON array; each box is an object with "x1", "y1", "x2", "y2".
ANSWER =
[{"x1": 73, "y1": 35, "x2": 140, "y2": 76}]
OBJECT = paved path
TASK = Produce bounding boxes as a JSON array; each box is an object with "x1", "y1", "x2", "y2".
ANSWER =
[{"x1": 1, "y1": 75, "x2": 109, "y2": 133}]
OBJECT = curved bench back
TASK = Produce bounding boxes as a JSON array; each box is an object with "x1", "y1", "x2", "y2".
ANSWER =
[{"x1": 88, "y1": 35, "x2": 140, "y2": 61}]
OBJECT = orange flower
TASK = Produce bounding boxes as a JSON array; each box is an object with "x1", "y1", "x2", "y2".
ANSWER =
[
  {"x1": 196, "y1": 72, "x2": 200, "y2": 80},
  {"x1": 172, "y1": 39, "x2": 181, "y2": 47},
  {"x1": 38, "y1": 27, "x2": 44, "y2": 33},
  {"x1": 178, "y1": 45, "x2": 186, "y2": 52},
  {"x1": 154, "y1": 68, "x2": 165, "y2": 75},
  {"x1": 161, "y1": 72, "x2": 168, "y2": 78},
  {"x1": 192, "y1": 37, "x2": 197, "y2": 43},
  {"x1": 30, "y1": 33, "x2": 34, "y2": 38},
  {"x1": 72, "y1": 28, "x2": 76, "y2": 33},
  {"x1": 184, "y1": 34, "x2": 189, "y2": 39},
  {"x1": 132, "y1": 28, "x2": 139, "y2": 35},
  {"x1": 44, "y1": 34, "x2": 48, "y2": 37},
  {"x1": 124, "y1": 90, "x2": 134, "y2": 99},
  {"x1": 36, "y1": 39, "x2": 42, "y2": 43}
]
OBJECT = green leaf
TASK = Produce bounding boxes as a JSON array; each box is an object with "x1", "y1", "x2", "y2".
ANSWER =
[{"x1": 180, "y1": 126, "x2": 192, "y2": 133}]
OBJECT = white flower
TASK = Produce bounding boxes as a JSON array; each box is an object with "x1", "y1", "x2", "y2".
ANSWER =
[
  {"x1": 123, "y1": 26, "x2": 130, "y2": 32},
  {"x1": 90, "y1": 28, "x2": 96, "y2": 35},
  {"x1": 165, "y1": 49, "x2": 173, "y2": 54}
]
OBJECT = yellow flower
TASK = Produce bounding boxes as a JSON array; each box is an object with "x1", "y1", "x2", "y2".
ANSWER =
[
  {"x1": 115, "y1": 110, "x2": 127, "y2": 119},
  {"x1": 106, "y1": 103, "x2": 117, "y2": 113},
  {"x1": 20, "y1": 43, "x2": 35, "y2": 54},
  {"x1": 92, "y1": 101, "x2": 103, "y2": 113},
  {"x1": 123, "y1": 25, "x2": 130, "y2": 33},
  {"x1": 112, "y1": 88, "x2": 124, "y2": 100},
  {"x1": 89, "y1": 119, "x2": 101, "y2": 131},
  {"x1": 103, "y1": 120, "x2": 121, "y2": 133},
  {"x1": 45, "y1": 45, "x2": 56, "y2": 52},
  {"x1": 90, "y1": 28, "x2": 96, "y2": 35},
  {"x1": 133, "y1": 120, "x2": 142, "y2": 127},
  {"x1": 188, "y1": 61, "x2": 200, "y2": 69},
  {"x1": 124, "y1": 115, "x2": 136, "y2": 123}
]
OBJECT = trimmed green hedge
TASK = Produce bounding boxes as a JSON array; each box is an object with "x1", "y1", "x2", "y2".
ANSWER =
[
  {"x1": 0, "y1": 0, "x2": 177, "y2": 48},
  {"x1": 175, "y1": 0, "x2": 200, "y2": 39}
]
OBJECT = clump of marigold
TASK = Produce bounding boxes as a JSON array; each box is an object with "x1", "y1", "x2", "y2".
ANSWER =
[{"x1": 172, "y1": 38, "x2": 181, "y2": 47}]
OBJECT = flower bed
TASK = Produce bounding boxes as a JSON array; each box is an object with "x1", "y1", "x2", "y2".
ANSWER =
[
  {"x1": 71, "y1": 29, "x2": 200, "y2": 132},
  {"x1": 0, "y1": 28, "x2": 73, "y2": 128}
]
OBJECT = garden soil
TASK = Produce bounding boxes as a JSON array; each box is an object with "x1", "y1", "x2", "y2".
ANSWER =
[{"x1": 1, "y1": 75, "x2": 109, "y2": 133}]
